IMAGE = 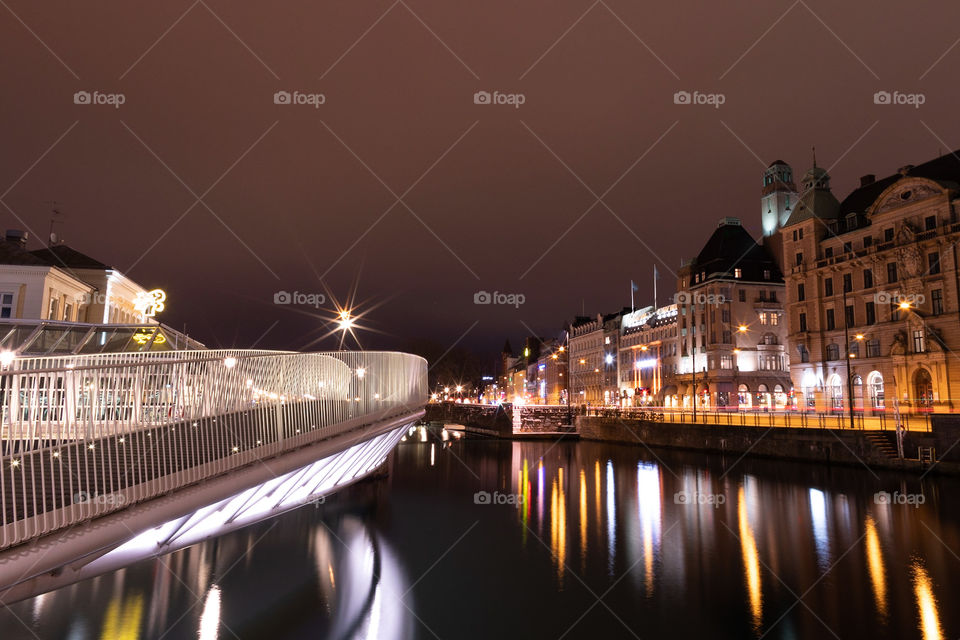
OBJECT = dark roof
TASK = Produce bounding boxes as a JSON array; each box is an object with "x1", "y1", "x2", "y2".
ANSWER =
[
  {"x1": 838, "y1": 149, "x2": 960, "y2": 216},
  {"x1": 30, "y1": 245, "x2": 112, "y2": 270},
  {"x1": 0, "y1": 240, "x2": 51, "y2": 266},
  {"x1": 688, "y1": 221, "x2": 782, "y2": 286}
]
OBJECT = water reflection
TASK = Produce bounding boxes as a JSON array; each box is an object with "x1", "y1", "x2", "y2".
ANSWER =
[
  {"x1": 3, "y1": 438, "x2": 959, "y2": 640},
  {"x1": 737, "y1": 485, "x2": 763, "y2": 633},
  {"x1": 864, "y1": 515, "x2": 887, "y2": 618},
  {"x1": 912, "y1": 560, "x2": 943, "y2": 640}
]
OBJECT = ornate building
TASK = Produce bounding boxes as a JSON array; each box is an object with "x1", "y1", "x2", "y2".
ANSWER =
[
  {"x1": 780, "y1": 151, "x2": 960, "y2": 413},
  {"x1": 618, "y1": 304, "x2": 679, "y2": 406},
  {"x1": 672, "y1": 217, "x2": 791, "y2": 409}
]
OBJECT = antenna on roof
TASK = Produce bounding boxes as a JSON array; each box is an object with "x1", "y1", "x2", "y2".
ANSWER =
[{"x1": 44, "y1": 201, "x2": 63, "y2": 247}]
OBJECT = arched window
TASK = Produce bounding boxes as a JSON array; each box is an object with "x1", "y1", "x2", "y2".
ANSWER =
[
  {"x1": 867, "y1": 372, "x2": 884, "y2": 408},
  {"x1": 827, "y1": 374, "x2": 843, "y2": 409}
]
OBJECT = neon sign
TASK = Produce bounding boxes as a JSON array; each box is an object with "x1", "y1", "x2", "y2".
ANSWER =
[{"x1": 134, "y1": 289, "x2": 167, "y2": 317}]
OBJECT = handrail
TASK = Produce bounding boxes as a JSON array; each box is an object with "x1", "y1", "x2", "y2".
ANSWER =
[{"x1": 0, "y1": 349, "x2": 427, "y2": 550}]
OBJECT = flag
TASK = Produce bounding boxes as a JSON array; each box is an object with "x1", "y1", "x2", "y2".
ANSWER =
[
  {"x1": 631, "y1": 280, "x2": 639, "y2": 292},
  {"x1": 654, "y1": 264, "x2": 660, "y2": 280}
]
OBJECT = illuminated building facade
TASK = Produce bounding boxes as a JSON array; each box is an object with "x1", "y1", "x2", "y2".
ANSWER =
[
  {"x1": 780, "y1": 152, "x2": 960, "y2": 413},
  {"x1": 673, "y1": 217, "x2": 790, "y2": 409},
  {"x1": 618, "y1": 304, "x2": 679, "y2": 406}
]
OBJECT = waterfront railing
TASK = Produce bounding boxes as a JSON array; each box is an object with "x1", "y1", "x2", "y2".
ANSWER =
[{"x1": 0, "y1": 350, "x2": 427, "y2": 549}]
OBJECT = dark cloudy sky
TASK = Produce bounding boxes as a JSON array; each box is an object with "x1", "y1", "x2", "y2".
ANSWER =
[{"x1": 2, "y1": 0, "x2": 960, "y2": 359}]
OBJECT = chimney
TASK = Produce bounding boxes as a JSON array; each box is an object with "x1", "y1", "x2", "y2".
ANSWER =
[
  {"x1": 859, "y1": 174, "x2": 876, "y2": 187},
  {"x1": 4, "y1": 229, "x2": 27, "y2": 248}
]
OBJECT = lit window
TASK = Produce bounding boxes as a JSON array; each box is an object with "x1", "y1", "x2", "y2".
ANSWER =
[{"x1": 734, "y1": 268, "x2": 742, "y2": 279}]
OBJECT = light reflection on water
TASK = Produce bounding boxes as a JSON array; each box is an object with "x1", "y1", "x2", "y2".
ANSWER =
[{"x1": 1, "y1": 438, "x2": 957, "y2": 640}]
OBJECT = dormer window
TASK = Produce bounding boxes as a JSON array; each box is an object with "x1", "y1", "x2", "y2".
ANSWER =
[{"x1": 734, "y1": 268, "x2": 742, "y2": 279}]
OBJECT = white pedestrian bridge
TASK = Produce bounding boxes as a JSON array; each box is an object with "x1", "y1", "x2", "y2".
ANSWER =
[{"x1": 0, "y1": 349, "x2": 427, "y2": 602}]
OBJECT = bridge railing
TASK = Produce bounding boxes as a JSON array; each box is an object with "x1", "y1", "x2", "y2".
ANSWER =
[{"x1": 0, "y1": 349, "x2": 427, "y2": 550}]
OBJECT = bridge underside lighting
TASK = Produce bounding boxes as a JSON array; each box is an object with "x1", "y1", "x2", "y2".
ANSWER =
[{"x1": 79, "y1": 424, "x2": 411, "y2": 578}]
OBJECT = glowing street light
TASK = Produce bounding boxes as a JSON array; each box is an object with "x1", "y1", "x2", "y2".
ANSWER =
[
  {"x1": 898, "y1": 301, "x2": 912, "y2": 311},
  {"x1": 356, "y1": 367, "x2": 366, "y2": 379},
  {"x1": 738, "y1": 325, "x2": 748, "y2": 333},
  {"x1": 223, "y1": 356, "x2": 237, "y2": 369},
  {"x1": 0, "y1": 350, "x2": 15, "y2": 368}
]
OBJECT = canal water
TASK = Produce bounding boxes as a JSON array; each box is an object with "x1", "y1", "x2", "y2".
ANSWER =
[{"x1": 2, "y1": 431, "x2": 958, "y2": 639}]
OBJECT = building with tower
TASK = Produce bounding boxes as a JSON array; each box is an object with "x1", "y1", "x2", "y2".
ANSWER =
[{"x1": 780, "y1": 150, "x2": 960, "y2": 413}]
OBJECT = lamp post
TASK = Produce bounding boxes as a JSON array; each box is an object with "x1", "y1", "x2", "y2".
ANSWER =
[{"x1": 842, "y1": 286, "x2": 856, "y2": 430}]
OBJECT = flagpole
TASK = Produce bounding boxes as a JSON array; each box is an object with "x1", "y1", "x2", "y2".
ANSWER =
[
  {"x1": 653, "y1": 265, "x2": 658, "y2": 309},
  {"x1": 630, "y1": 281, "x2": 634, "y2": 312}
]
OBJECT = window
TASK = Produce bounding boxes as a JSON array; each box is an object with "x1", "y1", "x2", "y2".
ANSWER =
[
  {"x1": 799, "y1": 313, "x2": 807, "y2": 332},
  {"x1": 770, "y1": 313, "x2": 779, "y2": 326},
  {"x1": 863, "y1": 236, "x2": 872, "y2": 248},
  {"x1": 763, "y1": 269, "x2": 771, "y2": 280},
  {"x1": 722, "y1": 329, "x2": 731, "y2": 344},
  {"x1": 759, "y1": 312, "x2": 768, "y2": 325},
  {"x1": 887, "y1": 262, "x2": 898, "y2": 283},
  {"x1": 884, "y1": 228, "x2": 894, "y2": 242},
  {"x1": 932, "y1": 289, "x2": 943, "y2": 315},
  {"x1": 48, "y1": 296, "x2": 59, "y2": 320},
  {"x1": 734, "y1": 268, "x2": 742, "y2": 279},
  {"x1": 913, "y1": 329, "x2": 925, "y2": 354},
  {"x1": 826, "y1": 309, "x2": 836, "y2": 330},
  {"x1": 845, "y1": 305, "x2": 855, "y2": 327},
  {"x1": 739, "y1": 289, "x2": 746, "y2": 302},
  {"x1": 826, "y1": 344, "x2": 840, "y2": 360},
  {"x1": 721, "y1": 309, "x2": 730, "y2": 323},
  {"x1": 928, "y1": 251, "x2": 941, "y2": 275},
  {"x1": 63, "y1": 303, "x2": 72, "y2": 321},
  {"x1": 0, "y1": 293, "x2": 12, "y2": 319},
  {"x1": 863, "y1": 269, "x2": 873, "y2": 288},
  {"x1": 866, "y1": 339, "x2": 881, "y2": 358},
  {"x1": 770, "y1": 291, "x2": 777, "y2": 302},
  {"x1": 795, "y1": 252, "x2": 803, "y2": 266},
  {"x1": 799, "y1": 344, "x2": 809, "y2": 363},
  {"x1": 797, "y1": 283, "x2": 805, "y2": 301},
  {"x1": 792, "y1": 229, "x2": 798, "y2": 241},
  {"x1": 890, "y1": 302, "x2": 900, "y2": 322},
  {"x1": 825, "y1": 247, "x2": 834, "y2": 258},
  {"x1": 720, "y1": 355, "x2": 733, "y2": 370},
  {"x1": 759, "y1": 290, "x2": 767, "y2": 301},
  {"x1": 849, "y1": 342, "x2": 859, "y2": 358},
  {"x1": 865, "y1": 301, "x2": 876, "y2": 325},
  {"x1": 799, "y1": 228, "x2": 803, "y2": 240},
  {"x1": 843, "y1": 241, "x2": 852, "y2": 253},
  {"x1": 824, "y1": 278, "x2": 834, "y2": 297},
  {"x1": 925, "y1": 215, "x2": 937, "y2": 231},
  {"x1": 763, "y1": 333, "x2": 778, "y2": 345},
  {"x1": 843, "y1": 273, "x2": 852, "y2": 293}
]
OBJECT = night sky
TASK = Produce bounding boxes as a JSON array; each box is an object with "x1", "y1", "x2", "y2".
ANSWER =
[{"x1": 3, "y1": 1, "x2": 960, "y2": 362}]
